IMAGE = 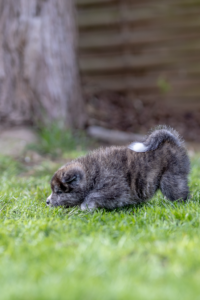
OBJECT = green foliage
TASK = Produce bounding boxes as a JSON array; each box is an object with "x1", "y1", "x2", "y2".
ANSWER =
[
  {"x1": 28, "y1": 124, "x2": 88, "y2": 157},
  {"x1": 1, "y1": 154, "x2": 200, "y2": 299},
  {"x1": 157, "y1": 78, "x2": 171, "y2": 94}
]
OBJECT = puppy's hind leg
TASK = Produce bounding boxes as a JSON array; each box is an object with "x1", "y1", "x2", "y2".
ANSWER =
[{"x1": 160, "y1": 172, "x2": 189, "y2": 202}]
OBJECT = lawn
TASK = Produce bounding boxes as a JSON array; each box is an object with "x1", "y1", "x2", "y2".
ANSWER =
[{"x1": 1, "y1": 143, "x2": 200, "y2": 300}]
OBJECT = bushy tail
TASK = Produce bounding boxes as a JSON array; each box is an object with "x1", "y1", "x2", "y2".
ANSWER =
[{"x1": 128, "y1": 126, "x2": 183, "y2": 153}]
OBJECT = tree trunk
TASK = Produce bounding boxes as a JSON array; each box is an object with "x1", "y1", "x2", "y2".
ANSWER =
[{"x1": 0, "y1": 0, "x2": 85, "y2": 128}]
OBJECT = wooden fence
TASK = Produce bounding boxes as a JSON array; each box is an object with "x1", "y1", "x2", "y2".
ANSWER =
[{"x1": 76, "y1": 0, "x2": 200, "y2": 110}]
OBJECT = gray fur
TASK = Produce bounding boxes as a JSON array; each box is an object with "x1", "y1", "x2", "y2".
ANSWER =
[{"x1": 47, "y1": 126, "x2": 190, "y2": 210}]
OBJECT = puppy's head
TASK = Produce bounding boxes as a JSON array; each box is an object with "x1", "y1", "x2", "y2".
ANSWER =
[{"x1": 47, "y1": 162, "x2": 86, "y2": 207}]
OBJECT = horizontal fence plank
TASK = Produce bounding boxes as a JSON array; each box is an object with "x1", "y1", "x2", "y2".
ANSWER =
[
  {"x1": 76, "y1": 0, "x2": 117, "y2": 6},
  {"x1": 79, "y1": 53, "x2": 200, "y2": 74},
  {"x1": 77, "y1": 6, "x2": 200, "y2": 28},
  {"x1": 79, "y1": 32, "x2": 200, "y2": 53},
  {"x1": 76, "y1": 0, "x2": 200, "y2": 8},
  {"x1": 82, "y1": 77, "x2": 159, "y2": 92},
  {"x1": 82, "y1": 76, "x2": 200, "y2": 94},
  {"x1": 79, "y1": 56, "x2": 170, "y2": 73}
]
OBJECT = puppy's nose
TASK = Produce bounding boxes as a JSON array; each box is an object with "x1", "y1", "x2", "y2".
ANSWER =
[{"x1": 46, "y1": 194, "x2": 52, "y2": 206}]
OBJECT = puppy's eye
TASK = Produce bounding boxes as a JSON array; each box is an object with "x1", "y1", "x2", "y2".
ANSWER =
[
  {"x1": 56, "y1": 190, "x2": 63, "y2": 194},
  {"x1": 60, "y1": 183, "x2": 70, "y2": 193}
]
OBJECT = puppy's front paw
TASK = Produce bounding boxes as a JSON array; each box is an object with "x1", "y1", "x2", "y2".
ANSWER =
[{"x1": 81, "y1": 201, "x2": 97, "y2": 211}]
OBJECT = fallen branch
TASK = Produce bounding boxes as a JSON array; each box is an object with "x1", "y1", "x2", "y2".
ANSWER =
[{"x1": 87, "y1": 126, "x2": 145, "y2": 145}]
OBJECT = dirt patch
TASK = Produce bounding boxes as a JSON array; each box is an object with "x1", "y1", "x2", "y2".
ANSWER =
[
  {"x1": 86, "y1": 91, "x2": 200, "y2": 142},
  {"x1": 0, "y1": 126, "x2": 37, "y2": 156}
]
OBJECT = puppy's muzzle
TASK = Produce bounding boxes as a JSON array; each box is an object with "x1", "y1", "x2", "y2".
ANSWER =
[{"x1": 46, "y1": 194, "x2": 52, "y2": 206}]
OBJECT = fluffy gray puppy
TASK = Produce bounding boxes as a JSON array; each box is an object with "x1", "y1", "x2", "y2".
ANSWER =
[{"x1": 47, "y1": 126, "x2": 190, "y2": 210}]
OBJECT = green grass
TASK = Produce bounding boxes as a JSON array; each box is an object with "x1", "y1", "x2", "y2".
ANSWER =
[{"x1": 1, "y1": 153, "x2": 200, "y2": 300}]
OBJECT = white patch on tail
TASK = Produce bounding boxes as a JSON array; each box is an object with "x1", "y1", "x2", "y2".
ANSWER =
[{"x1": 128, "y1": 142, "x2": 148, "y2": 152}]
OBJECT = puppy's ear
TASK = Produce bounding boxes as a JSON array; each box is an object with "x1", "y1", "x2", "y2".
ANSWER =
[
  {"x1": 62, "y1": 174, "x2": 77, "y2": 184},
  {"x1": 61, "y1": 169, "x2": 82, "y2": 185}
]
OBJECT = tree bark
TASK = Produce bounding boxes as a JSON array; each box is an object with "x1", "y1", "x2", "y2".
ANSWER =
[{"x1": 0, "y1": 0, "x2": 85, "y2": 128}]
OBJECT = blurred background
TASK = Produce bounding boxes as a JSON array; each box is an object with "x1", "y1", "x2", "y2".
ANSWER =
[
  {"x1": 1, "y1": 0, "x2": 200, "y2": 157},
  {"x1": 78, "y1": 0, "x2": 200, "y2": 141}
]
